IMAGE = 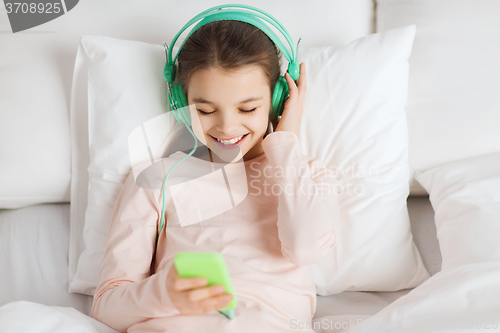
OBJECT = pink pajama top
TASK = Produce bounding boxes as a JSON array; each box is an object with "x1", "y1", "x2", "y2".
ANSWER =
[{"x1": 91, "y1": 131, "x2": 340, "y2": 333}]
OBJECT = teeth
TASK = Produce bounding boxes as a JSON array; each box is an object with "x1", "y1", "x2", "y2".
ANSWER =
[{"x1": 216, "y1": 135, "x2": 245, "y2": 145}]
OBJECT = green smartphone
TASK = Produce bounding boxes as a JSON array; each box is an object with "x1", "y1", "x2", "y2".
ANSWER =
[{"x1": 174, "y1": 252, "x2": 237, "y2": 318}]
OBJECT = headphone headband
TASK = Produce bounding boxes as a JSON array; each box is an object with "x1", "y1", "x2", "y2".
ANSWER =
[
  {"x1": 163, "y1": 4, "x2": 300, "y2": 83},
  {"x1": 157, "y1": 5, "x2": 302, "y2": 246}
]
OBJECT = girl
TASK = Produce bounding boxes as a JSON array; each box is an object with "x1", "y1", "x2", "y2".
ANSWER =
[{"x1": 91, "y1": 19, "x2": 340, "y2": 333}]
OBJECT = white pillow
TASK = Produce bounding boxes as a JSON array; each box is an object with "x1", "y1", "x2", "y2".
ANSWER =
[
  {"x1": 0, "y1": 0, "x2": 374, "y2": 209},
  {"x1": 69, "y1": 36, "x2": 184, "y2": 294},
  {"x1": 376, "y1": 0, "x2": 500, "y2": 196},
  {"x1": 322, "y1": 261, "x2": 500, "y2": 333},
  {"x1": 0, "y1": 32, "x2": 73, "y2": 209},
  {"x1": 300, "y1": 26, "x2": 429, "y2": 294},
  {"x1": 415, "y1": 152, "x2": 500, "y2": 271},
  {"x1": 69, "y1": 26, "x2": 429, "y2": 296}
]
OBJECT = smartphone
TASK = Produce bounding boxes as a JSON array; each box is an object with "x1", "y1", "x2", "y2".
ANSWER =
[{"x1": 174, "y1": 252, "x2": 237, "y2": 318}]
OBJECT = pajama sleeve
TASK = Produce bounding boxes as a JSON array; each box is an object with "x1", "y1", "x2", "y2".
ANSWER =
[
  {"x1": 261, "y1": 131, "x2": 339, "y2": 266},
  {"x1": 91, "y1": 171, "x2": 180, "y2": 332}
]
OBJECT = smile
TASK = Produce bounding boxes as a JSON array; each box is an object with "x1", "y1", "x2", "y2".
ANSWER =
[{"x1": 210, "y1": 134, "x2": 249, "y2": 148}]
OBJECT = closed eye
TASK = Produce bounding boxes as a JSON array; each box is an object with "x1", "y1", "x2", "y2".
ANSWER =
[
  {"x1": 240, "y1": 108, "x2": 257, "y2": 113},
  {"x1": 197, "y1": 108, "x2": 257, "y2": 115},
  {"x1": 197, "y1": 109, "x2": 215, "y2": 116}
]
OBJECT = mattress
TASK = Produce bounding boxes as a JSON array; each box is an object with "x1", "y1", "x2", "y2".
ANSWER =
[{"x1": 0, "y1": 196, "x2": 439, "y2": 318}]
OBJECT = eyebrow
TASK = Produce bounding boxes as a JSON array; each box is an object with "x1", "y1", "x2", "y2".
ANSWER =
[{"x1": 192, "y1": 96, "x2": 263, "y2": 105}]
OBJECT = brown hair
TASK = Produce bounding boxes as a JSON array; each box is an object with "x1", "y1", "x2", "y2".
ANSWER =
[{"x1": 177, "y1": 20, "x2": 282, "y2": 102}]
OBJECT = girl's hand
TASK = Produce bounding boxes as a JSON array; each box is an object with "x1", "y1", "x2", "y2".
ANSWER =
[
  {"x1": 166, "y1": 264, "x2": 233, "y2": 315},
  {"x1": 273, "y1": 62, "x2": 307, "y2": 138}
]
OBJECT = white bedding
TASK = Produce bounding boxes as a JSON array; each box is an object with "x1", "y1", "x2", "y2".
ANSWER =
[
  {"x1": 0, "y1": 196, "x2": 442, "y2": 330},
  {"x1": 313, "y1": 261, "x2": 500, "y2": 333},
  {"x1": 2, "y1": 262, "x2": 500, "y2": 332},
  {"x1": 0, "y1": 203, "x2": 92, "y2": 314},
  {"x1": 0, "y1": 301, "x2": 119, "y2": 333}
]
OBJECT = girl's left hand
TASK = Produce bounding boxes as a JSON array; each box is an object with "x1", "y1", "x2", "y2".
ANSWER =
[{"x1": 273, "y1": 62, "x2": 307, "y2": 138}]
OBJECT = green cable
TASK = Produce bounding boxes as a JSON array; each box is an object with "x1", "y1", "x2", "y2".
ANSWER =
[{"x1": 155, "y1": 125, "x2": 198, "y2": 250}]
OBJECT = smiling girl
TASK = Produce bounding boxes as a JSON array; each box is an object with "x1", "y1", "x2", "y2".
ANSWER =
[{"x1": 91, "y1": 18, "x2": 340, "y2": 333}]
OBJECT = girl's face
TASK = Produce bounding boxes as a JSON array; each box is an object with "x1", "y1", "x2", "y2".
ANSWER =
[{"x1": 186, "y1": 65, "x2": 271, "y2": 162}]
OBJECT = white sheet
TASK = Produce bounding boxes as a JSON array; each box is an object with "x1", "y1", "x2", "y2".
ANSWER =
[
  {"x1": 313, "y1": 261, "x2": 500, "y2": 333},
  {"x1": 2, "y1": 261, "x2": 499, "y2": 332},
  {"x1": 0, "y1": 204, "x2": 92, "y2": 314},
  {"x1": 0, "y1": 301, "x2": 118, "y2": 333},
  {"x1": 0, "y1": 196, "x2": 439, "y2": 321}
]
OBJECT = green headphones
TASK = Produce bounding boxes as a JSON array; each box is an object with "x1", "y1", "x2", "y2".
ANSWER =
[
  {"x1": 155, "y1": 4, "x2": 301, "y2": 250},
  {"x1": 162, "y1": 3, "x2": 302, "y2": 126}
]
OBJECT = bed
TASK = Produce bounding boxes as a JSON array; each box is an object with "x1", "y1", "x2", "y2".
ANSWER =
[
  {"x1": 0, "y1": 197, "x2": 437, "y2": 320},
  {"x1": 1, "y1": 1, "x2": 499, "y2": 332}
]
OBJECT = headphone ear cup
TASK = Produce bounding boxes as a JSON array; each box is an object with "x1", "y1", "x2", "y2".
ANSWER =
[
  {"x1": 270, "y1": 76, "x2": 290, "y2": 120},
  {"x1": 170, "y1": 83, "x2": 191, "y2": 126}
]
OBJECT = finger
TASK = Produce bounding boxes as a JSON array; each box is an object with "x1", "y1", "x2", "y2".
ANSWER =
[
  {"x1": 199, "y1": 293, "x2": 233, "y2": 312},
  {"x1": 295, "y1": 63, "x2": 306, "y2": 92},
  {"x1": 284, "y1": 72, "x2": 298, "y2": 101},
  {"x1": 173, "y1": 277, "x2": 207, "y2": 291},
  {"x1": 297, "y1": 64, "x2": 307, "y2": 101},
  {"x1": 298, "y1": 63, "x2": 307, "y2": 89},
  {"x1": 188, "y1": 284, "x2": 226, "y2": 302},
  {"x1": 285, "y1": 72, "x2": 298, "y2": 91}
]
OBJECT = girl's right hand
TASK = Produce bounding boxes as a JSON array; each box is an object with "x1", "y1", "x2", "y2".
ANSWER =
[{"x1": 166, "y1": 264, "x2": 233, "y2": 315}]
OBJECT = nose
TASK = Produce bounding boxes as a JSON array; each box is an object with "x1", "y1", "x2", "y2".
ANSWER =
[{"x1": 215, "y1": 111, "x2": 240, "y2": 135}]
